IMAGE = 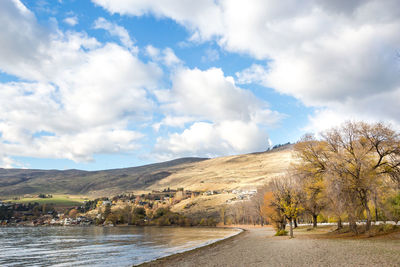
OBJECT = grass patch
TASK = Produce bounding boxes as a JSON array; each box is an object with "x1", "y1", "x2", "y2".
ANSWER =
[
  {"x1": 275, "y1": 229, "x2": 288, "y2": 236},
  {"x1": 5, "y1": 195, "x2": 88, "y2": 207},
  {"x1": 295, "y1": 224, "x2": 400, "y2": 239}
]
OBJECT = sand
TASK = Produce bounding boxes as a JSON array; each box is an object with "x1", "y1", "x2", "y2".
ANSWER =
[{"x1": 139, "y1": 226, "x2": 400, "y2": 267}]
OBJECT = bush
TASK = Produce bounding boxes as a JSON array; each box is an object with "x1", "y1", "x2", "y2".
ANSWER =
[
  {"x1": 154, "y1": 207, "x2": 169, "y2": 218},
  {"x1": 149, "y1": 208, "x2": 190, "y2": 226},
  {"x1": 275, "y1": 229, "x2": 288, "y2": 236},
  {"x1": 378, "y1": 223, "x2": 397, "y2": 233},
  {"x1": 384, "y1": 192, "x2": 400, "y2": 223},
  {"x1": 131, "y1": 207, "x2": 146, "y2": 225}
]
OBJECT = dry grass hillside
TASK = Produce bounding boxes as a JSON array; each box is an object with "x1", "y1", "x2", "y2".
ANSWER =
[
  {"x1": 147, "y1": 147, "x2": 293, "y2": 192},
  {"x1": 0, "y1": 146, "x2": 293, "y2": 197}
]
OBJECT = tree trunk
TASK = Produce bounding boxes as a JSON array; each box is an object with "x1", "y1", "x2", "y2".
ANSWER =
[
  {"x1": 374, "y1": 194, "x2": 378, "y2": 222},
  {"x1": 280, "y1": 220, "x2": 286, "y2": 231},
  {"x1": 289, "y1": 219, "x2": 294, "y2": 238},
  {"x1": 365, "y1": 204, "x2": 372, "y2": 231},
  {"x1": 349, "y1": 218, "x2": 358, "y2": 234},
  {"x1": 312, "y1": 214, "x2": 318, "y2": 228},
  {"x1": 337, "y1": 217, "x2": 342, "y2": 230},
  {"x1": 294, "y1": 218, "x2": 298, "y2": 228}
]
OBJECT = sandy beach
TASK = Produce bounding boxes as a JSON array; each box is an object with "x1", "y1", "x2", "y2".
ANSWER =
[{"x1": 139, "y1": 226, "x2": 400, "y2": 267}]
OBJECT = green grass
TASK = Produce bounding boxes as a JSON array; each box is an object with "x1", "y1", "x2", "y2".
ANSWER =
[{"x1": 6, "y1": 195, "x2": 88, "y2": 207}]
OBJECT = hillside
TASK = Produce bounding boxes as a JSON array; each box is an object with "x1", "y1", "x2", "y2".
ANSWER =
[
  {"x1": 0, "y1": 158, "x2": 207, "y2": 197},
  {"x1": 149, "y1": 147, "x2": 293, "y2": 191},
  {"x1": 0, "y1": 146, "x2": 293, "y2": 197}
]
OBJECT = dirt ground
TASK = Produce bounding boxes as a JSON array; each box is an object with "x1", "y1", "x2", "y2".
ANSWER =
[{"x1": 140, "y1": 226, "x2": 400, "y2": 267}]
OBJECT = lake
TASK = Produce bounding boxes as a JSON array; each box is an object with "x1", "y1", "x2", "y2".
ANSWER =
[{"x1": 0, "y1": 226, "x2": 240, "y2": 266}]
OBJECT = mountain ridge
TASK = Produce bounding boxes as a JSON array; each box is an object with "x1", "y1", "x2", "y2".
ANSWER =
[{"x1": 0, "y1": 145, "x2": 293, "y2": 197}]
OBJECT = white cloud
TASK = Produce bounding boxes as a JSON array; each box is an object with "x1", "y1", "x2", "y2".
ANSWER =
[
  {"x1": 95, "y1": 0, "x2": 400, "y2": 133},
  {"x1": 92, "y1": 0, "x2": 224, "y2": 41},
  {"x1": 154, "y1": 121, "x2": 269, "y2": 161},
  {"x1": 152, "y1": 116, "x2": 194, "y2": 132},
  {"x1": 236, "y1": 64, "x2": 269, "y2": 86},
  {"x1": 0, "y1": 1, "x2": 162, "y2": 165},
  {"x1": 162, "y1": 47, "x2": 182, "y2": 67},
  {"x1": 305, "y1": 89, "x2": 400, "y2": 133},
  {"x1": 158, "y1": 67, "x2": 272, "y2": 122},
  {"x1": 153, "y1": 67, "x2": 282, "y2": 159},
  {"x1": 145, "y1": 45, "x2": 182, "y2": 67},
  {"x1": 0, "y1": 154, "x2": 25, "y2": 169},
  {"x1": 94, "y1": 17, "x2": 135, "y2": 51},
  {"x1": 64, "y1": 16, "x2": 78, "y2": 26},
  {"x1": 145, "y1": 45, "x2": 160, "y2": 59},
  {"x1": 201, "y1": 48, "x2": 219, "y2": 62}
]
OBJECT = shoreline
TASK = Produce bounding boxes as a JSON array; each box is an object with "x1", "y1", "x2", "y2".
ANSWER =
[
  {"x1": 135, "y1": 227, "x2": 245, "y2": 267},
  {"x1": 136, "y1": 226, "x2": 400, "y2": 267}
]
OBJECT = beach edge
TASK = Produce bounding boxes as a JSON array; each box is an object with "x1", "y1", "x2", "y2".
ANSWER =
[{"x1": 134, "y1": 227, "x2": 245, "y2": 267}]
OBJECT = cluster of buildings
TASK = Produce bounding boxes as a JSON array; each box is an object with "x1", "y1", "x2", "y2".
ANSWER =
[
  {"x1": 230, "y1": 189, "x2": 257, "y2": 201},
  {"x1": 93, "y1": 188, "x2": 258, "y2": 210},
  {"x1": 0, "y1": 187, "x2": 259, "y2": 226},
  {"x1": 50, "y1": 216, "x2": 93, "y2": 226}
]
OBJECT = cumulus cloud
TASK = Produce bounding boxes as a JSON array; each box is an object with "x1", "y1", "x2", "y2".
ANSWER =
[
  {"x1": 159, "y1": 67, "x2": 282, "y2": 123},
  {"x1": 153, "y1": 67, "x2": 282, "y2": 159},
  {"x1": 95, "y1": 0, "x2": 400, "y2": 133},
  {"x1": 145, "y1": 45, "x2": 182, "y2": 67},
  {"x1": 0, "y1": 154, "x2": 25, "y2": 169},
  {"x1": 94, "y1": 17, "x2": 135, "y2": 51},
  {"x1": 92, "y1": 0, "x2": 224, "y2": 41},
  {"x1": 0, "y1": 1, "x2": 162, "y2": 165},
  {"x1": 63, "y1": 16, "x2": 78, "y2": 26},
  {"x1": 154, "y1": 121, "x2": 269, "y2": 160}
]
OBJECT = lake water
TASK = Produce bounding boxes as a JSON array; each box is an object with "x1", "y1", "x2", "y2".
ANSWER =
[{"x1": 0, "y1": 226, "x2": 240, "y2": 266}]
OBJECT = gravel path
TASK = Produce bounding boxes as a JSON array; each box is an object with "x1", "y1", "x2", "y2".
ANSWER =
[{"x1": 141, "y1": 227, "x2": 400, "y2": 267}]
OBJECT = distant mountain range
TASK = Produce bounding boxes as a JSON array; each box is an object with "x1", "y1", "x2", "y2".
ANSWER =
[{"x1": 0, "y1": 145, "x2": 293, "y2": 197}]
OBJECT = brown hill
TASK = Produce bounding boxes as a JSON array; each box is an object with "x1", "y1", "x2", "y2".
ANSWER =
[
  {"x1": 0, "y1": 146, "x2": 293, "y2": 197},
  {"x1": 149, "y1": 147, "x2": 293, "y2": 192}
]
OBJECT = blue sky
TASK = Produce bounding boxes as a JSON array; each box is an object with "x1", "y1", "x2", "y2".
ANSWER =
[{"x1": 0, "y1": 0, "x2": 399, "y2": 170}]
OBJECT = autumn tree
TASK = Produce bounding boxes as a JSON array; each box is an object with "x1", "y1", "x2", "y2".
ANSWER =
[
  {"x1": 103, "y1": 204, "x2": 111, "y2": 220},
  {"x1": 294, "y1": 121, "x2": 400, "y2": 233},
  {"x1": 324, "y1": 175, "x2": 347, "y2": 229},
  {"x1": 219, "y1": 205, "x2": 227, "y2": 225},
  {"x1": 262, "y1": 190, "x2": 286, "y2": 230},
  {"x1": 268, "y1": 176, "x2": 303, "y2": 238},
  {"x1": 293, "y1": 135, "x2": 328, "y2": 228},
  {"x1": 251, "y1": 185, "x2": 269, "y2": 226},
  {"x1": 382, "y1": 192, "x2": 400, "y2": 224},
  {"x1": 322, "y1": 121, "x2": 400, "y2": 232},
  {"x1": 69, "y1": 208, "x2": 78, "y2": 218}
]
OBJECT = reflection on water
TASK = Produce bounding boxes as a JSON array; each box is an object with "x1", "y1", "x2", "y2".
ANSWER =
[{"x1": 0, "y1": 226, "x2": 240, "y2": 266}]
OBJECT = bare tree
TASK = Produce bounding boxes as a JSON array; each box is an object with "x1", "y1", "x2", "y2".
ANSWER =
[{"x1": 251, "y1": 185, "x2": 268, "y2": 226}]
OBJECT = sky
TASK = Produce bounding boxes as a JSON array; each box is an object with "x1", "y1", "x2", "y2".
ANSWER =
[{"x1": 0, "y1": 0, "x2": 399, "y2": 170}]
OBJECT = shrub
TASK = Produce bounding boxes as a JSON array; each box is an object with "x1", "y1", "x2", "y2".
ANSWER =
[
  {"x1": 154, "y1": 207, "x2": 169, "y2": 218},
  {"x1": 275, "y1": 229, "x2": 288, "y2": 236},
  {"x1": 382, "y1": 223, "x2": 397, "y2": 232}
]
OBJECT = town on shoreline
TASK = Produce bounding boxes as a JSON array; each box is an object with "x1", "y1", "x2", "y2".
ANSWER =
[{"x1": 0, "y1": 187, "x2": 257, "y2": 227}]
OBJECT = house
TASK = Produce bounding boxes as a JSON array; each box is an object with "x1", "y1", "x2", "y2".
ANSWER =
[
  {"x1": 175, "y1": 190, "x2": 185, "y2": 200},
  {"x1": 63, "y1": 218, "x2": 72, "y2": 225},
  {"x1": 102, "y1": 200, "x2": 112, "y2": 206}
]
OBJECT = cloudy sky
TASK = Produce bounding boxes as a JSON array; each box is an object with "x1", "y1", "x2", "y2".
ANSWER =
[{"x1": 0, "y1": 0, "x2": 399, "y2": 170}]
